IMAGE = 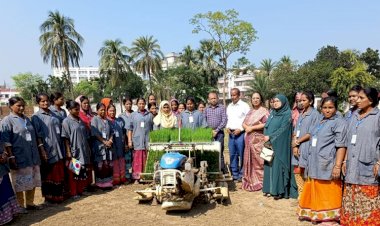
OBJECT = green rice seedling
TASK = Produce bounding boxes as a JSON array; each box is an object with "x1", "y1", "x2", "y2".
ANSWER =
[
  {"x1": 180, "y1": 128, "x2": 193, "y2": 142},
  {"x1": 192, "y1": 128, "x2": 213, "y2": 142}
]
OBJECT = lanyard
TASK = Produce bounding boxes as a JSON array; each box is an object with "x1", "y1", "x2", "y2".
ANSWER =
[
  {"x1": 18, "y1": 116, "x2": 28, "y2": 130},
  {"x1": 313, "y1": 120, "x2": 327, "y2": 136}
]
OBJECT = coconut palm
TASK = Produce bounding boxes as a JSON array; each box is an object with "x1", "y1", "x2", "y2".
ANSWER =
[
  {"x1": 260, "y1": 58, "x2": 276, "y2": 77},
  {"x1": 247, "y1": 73, "x2": 272, "y2": 102},
  {"x1": 98, "y1": 39, "x2": 131, "y2": 109},
  {"x1": 39, "y1": 10, "x2": 84, "y2": 97},
  {"x1": 130, "y1": 35, "x2": 164, "y2": 93},
  {"x1": 196, "y1": 39, "x2": 222, "y2": 86},
  {"x1": 180, "y1": 45, "x2": 198, "y2": 67}
]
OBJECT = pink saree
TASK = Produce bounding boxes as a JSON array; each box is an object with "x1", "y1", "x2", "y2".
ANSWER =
[{"x1": 242, "y1": 107, "x2": 269, "y2": 192}]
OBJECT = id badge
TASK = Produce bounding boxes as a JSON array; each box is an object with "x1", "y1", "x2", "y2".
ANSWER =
[
  {"x1": 296, "y1": 130, "x2": 300, "y2": 138},
  {"x1": 115, "y1": 131, "x2": 119, "y2": 137},
  {"x1": 189, "y1": 116, "x2": 194, "y2": 123},
  {"x1": 55, "y1": 126, "x2": 60, "y2": 134},
  {"x1": 140, "y1": 122, "x2": 145, "y2": 128},
  {"x1": 311, "y1": 137, "x2": 317, "y2": 147},
  {"x1": 351, "y1": 134, "x2": 357, "y2": 144},
  {"x1": 102, "y1": 131, "x2": 107, "y2": 139},
  {"x1": 25, "y1": 131, "x2": 32, "y2": 141}
]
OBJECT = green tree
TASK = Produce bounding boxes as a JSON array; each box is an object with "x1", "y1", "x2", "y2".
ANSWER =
[
  {"x1": 130, "y1": 35, "x2": 164, "y2": 93},
  {"x1": 196, "y1": 39, "x2": 222, "y2": 86},
  {"x1": 331, "y1": 56, "x2": 376, "y2": 102},
  {"x1": 260, "y1": 58, "x2": 276, "y2": 77},
  {"x1": 39, "y1": 10, "x2": 84, "y2": 98},
  {"x1": 232, "y1": 56, "x2": 255, "y2": 75},
  {"x1": 191, "y1": 9, "x2": 257, "y2": 105},
  {"x1": 73, "y1": 80, "x2": 100, "y2": 102},
  {"x1": 360, "y1": 47, "x2": 380, "y2": 79},
  {"x1": 268, "y1": 56, "x2": 299, "y2": 99},
  {"x1": 12, "y1": 73, "x2": 47, "y2": 103},
  {"x1": 98, "y1": 39, "x2": 131, "y2": 109},
  {"x1": 247, "y1": 73, "x2": 272, "y2": 102},
  {"x1": 180, "y1": 45, "x2": 198, "y2": 67}
]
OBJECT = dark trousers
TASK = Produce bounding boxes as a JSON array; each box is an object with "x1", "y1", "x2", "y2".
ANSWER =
[
  {"x1": 214, "y1": 131, "x2": 226, "y2": 172},
  {"x1": 228, "y1": 132, "x2": 245, "y2": 180}
]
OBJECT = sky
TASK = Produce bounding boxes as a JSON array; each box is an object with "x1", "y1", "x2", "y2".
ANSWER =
[{"x1": 1, "y1": 0, "x2": 379, "y2": 86}]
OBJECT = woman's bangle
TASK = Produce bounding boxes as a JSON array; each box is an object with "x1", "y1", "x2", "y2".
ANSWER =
[
  {"x1": 334, "y1": 165, "x2": 341, "y2": 169},
  {"x1": 8, "y1": 156, "x2": 15, "y2": 159},
  {"x1": 38, "y1": 143, "x2": 43, "y2": 147},
  {"x1": 342, "y1": 161, "x2": 347, "y2": 164},
  {"x1": 376, "y1": 161, "x2": 380, "y2": 166}
]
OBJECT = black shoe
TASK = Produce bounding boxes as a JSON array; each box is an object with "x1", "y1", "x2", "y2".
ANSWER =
[{"x1": 273, "y1": 195, "x2": 283, "y2": 200}]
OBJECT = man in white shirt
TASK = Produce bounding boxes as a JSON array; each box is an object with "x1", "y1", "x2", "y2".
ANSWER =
[{"x1": 226, "y1": 88, "x2": 250, "y2": 182}]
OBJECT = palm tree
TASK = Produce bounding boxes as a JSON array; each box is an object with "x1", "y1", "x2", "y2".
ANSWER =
[
  {"x1": 98, "y1": 39, "x2": 131, "y2": 109},
  {"x1": 130, "y1": 35, "x2": 164, "y2": 93},
  {"x1": 247, "y1": 73, "x2": 272, "y2": 103},
  {"x1": 39, "y1": 10, "x2": 84, "y2": 98},
  {"x1": 196, "y1": 39, "x2": 222, "y2": 86},
  {"x1": 260, "y1": 58, "x2": 276, "y2": 77},
  {"x1": 180, "y1": 45, "x2": 197, "y2": 67}
]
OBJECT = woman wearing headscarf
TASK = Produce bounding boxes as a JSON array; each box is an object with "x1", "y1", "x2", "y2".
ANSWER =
[
  {"x1": 75, "y1": 95, "x2": 94, "y2": 190},
  {"x1": 101, "y1": 98, "x2": 113, "y2": 113},
  {"x1": 262, "y1": 94, "x2": 298, "y2": 200},
  {"x1": 153, "y1": 101, "x2": 177, "y2": 130}
]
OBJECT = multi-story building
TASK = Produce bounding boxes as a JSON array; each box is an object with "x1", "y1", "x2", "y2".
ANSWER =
[
  {"x1": 217, "y1": 70, "x2": 256, "y2": 101},
  {"x1": 0, "y1": 86, "x2": 19, "y2": 105},
  {"x1": 52, "y1": 66, "x2": 100, "y2": 84}
]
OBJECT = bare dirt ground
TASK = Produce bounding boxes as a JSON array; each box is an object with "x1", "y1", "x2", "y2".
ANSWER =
[{"x1": 8, "y1": 182, "x2": 309, "y2": 226}]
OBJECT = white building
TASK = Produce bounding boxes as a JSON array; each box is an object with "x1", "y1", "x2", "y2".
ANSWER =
[
  {"x1": 162, "y1": 52, "x2": 181, "y2": 71},
  {"x1": 217, "y1": 70, "x2": 256, "y2": 101},
  {"x1": 52, "y1": 67, "x2": 100, "y2": 84},
  {"x1": 0, "y1": 87, "x2": 19, "y2": 105}
]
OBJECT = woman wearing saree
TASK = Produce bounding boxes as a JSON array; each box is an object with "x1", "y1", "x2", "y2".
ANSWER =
[
  {"x1": 242, "y1": 92, "x2": 269, "y2": 191},
  {"x1": 263, "y1": 94, "x2": 298, "y2": 200}
]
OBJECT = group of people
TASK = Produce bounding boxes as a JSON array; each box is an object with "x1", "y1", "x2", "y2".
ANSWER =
[
  {"x1": 0, "y1": 86, "x2": 379, "y2": 226},
  {"x1": 239, "y1": 86, "x2": 380, "y2": 226}
]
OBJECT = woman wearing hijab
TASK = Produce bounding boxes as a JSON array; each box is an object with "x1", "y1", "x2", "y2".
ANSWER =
[
  {"x1": 263, "y1": 94, "x2": 298, "y2": 200},
  {"x1": 153, "y1": 101, "x2": 177, "y2": 130}
]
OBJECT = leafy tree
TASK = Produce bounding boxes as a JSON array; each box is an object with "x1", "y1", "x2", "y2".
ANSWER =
[
  {"x1": 39, "y1": 10, "x2": 84, "y2": 98},
  {"x1": 130, "y1": 35, "x2": 164, "y2": 93},
  {"x1": 268, "y1": 57, "x2": 299, "y2": 100},
  {"x1": 331, "y1": 57, "x2": 376, "y2": 102},
  {"x1": 191, "y1": 9, "x2": 257, "y2": 105},
  {"x1": 12, "y1": 73, "x2": 47, "y2": 103},
  {"x1": 360, "y1": 48, "x2": 380, "y2": 79},
  {"x1": 73, "y1": 80, "x2": 100, "y2": 102}
]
